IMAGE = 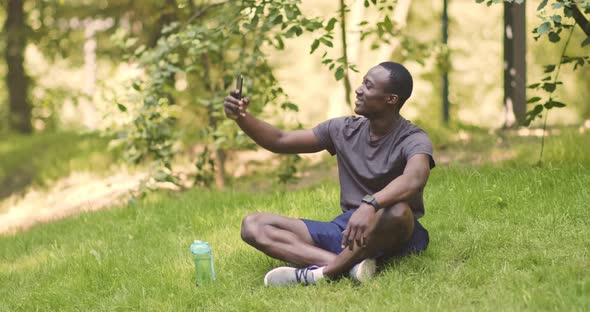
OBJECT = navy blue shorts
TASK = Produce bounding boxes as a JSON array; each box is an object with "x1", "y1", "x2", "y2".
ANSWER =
[{"x1": 301, "y1": 209, "x2": 429, "y2": 262}]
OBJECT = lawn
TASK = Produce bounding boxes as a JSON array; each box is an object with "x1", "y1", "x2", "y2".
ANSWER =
[
  {"x1": 1, "y1": 128, "x2": 589, "y2": 311},
  {"x1": 0, "y1": 132, "x2": 117, "y2": 201}
]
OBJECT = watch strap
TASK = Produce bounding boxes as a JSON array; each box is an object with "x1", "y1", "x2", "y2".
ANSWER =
[{"x1": 361, "y1": 194, "x2": 380, "y2": 211}]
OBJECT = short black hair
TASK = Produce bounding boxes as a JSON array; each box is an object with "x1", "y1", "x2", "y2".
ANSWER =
[{"x1": 378, "y1": 61, "x2": 413, "y2": 106}]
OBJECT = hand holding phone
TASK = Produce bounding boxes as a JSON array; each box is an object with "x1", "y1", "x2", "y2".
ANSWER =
[{"x1": 224, "y1": 74, "x2": 247, "y2": 120}]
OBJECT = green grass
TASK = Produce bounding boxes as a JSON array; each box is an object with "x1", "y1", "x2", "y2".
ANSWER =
[
  {"x1": 1, "y1": 161, "x2": 589, "y2": 311},
  {"x1": 0, "y1": 132, "x2": 118, "y2": 198},
  {"x1": 1, "y1": 127, "x2": 589, "y2": 311}
]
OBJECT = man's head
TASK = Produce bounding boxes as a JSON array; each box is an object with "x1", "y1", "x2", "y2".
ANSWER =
[{"x1": 354, "y1": 62, "x2": 413, "y2": 117}]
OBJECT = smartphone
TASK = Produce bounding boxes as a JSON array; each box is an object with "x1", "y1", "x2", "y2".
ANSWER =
[{"x1": 236, "y1": 73, "x2": 243, "y2": 99}]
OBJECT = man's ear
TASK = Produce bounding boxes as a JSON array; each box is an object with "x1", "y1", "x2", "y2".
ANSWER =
[{"x1": 387, "y1": 94, "x2": 399, "y2": 106}]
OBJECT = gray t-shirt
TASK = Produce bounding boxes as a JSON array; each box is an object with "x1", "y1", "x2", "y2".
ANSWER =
[{"x1": 312, "y1": 116, "x2": 435, "y2": 218}]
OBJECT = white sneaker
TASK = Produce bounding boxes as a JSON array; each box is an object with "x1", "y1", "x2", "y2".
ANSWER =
[
  {"x1": 263, "y1": 265, "x2": 324, "y2": 287},
  {"x1": 349, "y1": 258, "x2": 377, "y2": 283}
]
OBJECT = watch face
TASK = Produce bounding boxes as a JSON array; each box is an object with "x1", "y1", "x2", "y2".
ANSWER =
[{"x1": 362, "y1": 195, "x2": 373, "y2": 202}]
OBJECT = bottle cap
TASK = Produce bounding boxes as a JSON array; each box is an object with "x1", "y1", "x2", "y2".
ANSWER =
[{"x1": 190, "y1": 240, "x2": 211, "y2": 254}]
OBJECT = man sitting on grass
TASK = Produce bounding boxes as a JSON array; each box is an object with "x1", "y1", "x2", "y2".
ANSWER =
[{"x1": 223, "y1": 61, "x2": 435, "y2": 286}]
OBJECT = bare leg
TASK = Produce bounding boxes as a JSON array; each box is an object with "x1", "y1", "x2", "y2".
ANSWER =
[
  {"x1": 241, "y1": 212, "x2": 337, "y2": 266},
  {"x1": 323, "y1": 202, "x2": 415, "y2": 276}
]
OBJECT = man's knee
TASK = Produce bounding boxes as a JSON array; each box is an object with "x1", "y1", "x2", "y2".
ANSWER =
[
  {"x1": 372, "y1": 202, "x2": 414, "y2": 243},
  {"x1": 386, "y1": 202, "x2": 414, "y2": 223},
  {"x1": 241, "y1": 213, "x2": 263, "y2": 245}
]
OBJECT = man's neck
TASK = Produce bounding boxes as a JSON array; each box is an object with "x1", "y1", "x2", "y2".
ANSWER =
[{"x1": 368, "y1": 112, "x2": 402, "y2": 140}]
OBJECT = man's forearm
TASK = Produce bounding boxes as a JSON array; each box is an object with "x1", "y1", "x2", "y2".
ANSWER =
[
  {"x1": 235, "y1": 112, "x2": 284, "y2": 153},
  {"x1": 373, "y1": 174, "x2": 424, "y2": 209}
]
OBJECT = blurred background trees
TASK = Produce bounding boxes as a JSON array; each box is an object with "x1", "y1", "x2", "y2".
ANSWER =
[{"x1": 1, "y1": 0, "x2": 589, "y2": 188}]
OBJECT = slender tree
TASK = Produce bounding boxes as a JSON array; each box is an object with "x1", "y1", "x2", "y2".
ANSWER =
[
  {"x1": 4, "y1": 0, "x2": 32, "y2": 133},
  {"x1": 503, "y1": 0, "x2": 527, "y2": 127}
]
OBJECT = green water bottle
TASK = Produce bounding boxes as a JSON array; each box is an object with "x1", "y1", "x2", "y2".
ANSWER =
[{"x1": 190, "y1": 240, "x2": 216, "y2": 286}]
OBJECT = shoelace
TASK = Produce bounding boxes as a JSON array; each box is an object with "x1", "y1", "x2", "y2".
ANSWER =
[{"x1": 295, "y1": 266, "x2": 319, "y2": 285}]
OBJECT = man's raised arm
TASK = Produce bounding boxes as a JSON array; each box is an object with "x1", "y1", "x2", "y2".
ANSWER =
[{"x1": 224, "y1": 90, "x2": 323, "y2": 154}]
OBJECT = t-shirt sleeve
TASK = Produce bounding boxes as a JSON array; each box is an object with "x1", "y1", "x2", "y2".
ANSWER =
[
  {"x1": 312, "y1": 118, "x2": 338, "y2": 156},
  {"x1": 403, "y1": 131, "x2": 436, "y2": 169}
]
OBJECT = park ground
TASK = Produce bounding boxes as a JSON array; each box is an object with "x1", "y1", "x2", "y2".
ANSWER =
[{"x1": 1, "y1": 125, "x2": 589, "y2": 311}]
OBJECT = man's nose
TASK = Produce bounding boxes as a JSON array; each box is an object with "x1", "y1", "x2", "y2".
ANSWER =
[{"x1": 355, "y1": 87, "x2": 362, "y2": 95}]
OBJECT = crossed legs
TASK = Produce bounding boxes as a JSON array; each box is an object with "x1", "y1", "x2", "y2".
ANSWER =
[{"x1": 240, "y1": 202, "x2": 415, "y2": 277}]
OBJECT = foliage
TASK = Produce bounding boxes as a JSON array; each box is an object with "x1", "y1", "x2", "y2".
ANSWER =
[
  {"x1": 0, "y1": 0, "x2": 187, "y2": 133},
  {"x1": 310, "y1": 0, "x2": 438, "y2": 83},
  {"x1": 475, "y1": 0, "x2": 589, "y2": 165},
  {"x1": 525, "y1": 0, "x2": 590, "y2": 126},
  {"x1": 112, "y1": 1, "x2": 324, "y2": 186},
  {"x1": 476, "y1": 0, "x2": 590, "y2": 127}
]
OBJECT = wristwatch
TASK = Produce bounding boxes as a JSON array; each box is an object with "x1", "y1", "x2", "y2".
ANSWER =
[{"x1": 361, "y1": 194, "x2": 380, "y2": 211}]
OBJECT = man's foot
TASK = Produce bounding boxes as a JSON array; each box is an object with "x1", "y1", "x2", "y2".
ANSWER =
[
  {"x1": 349, "y1": 258, "x2": 377, "y2": 283},
  {"x1": 263, "y1": 265, "x2": 325, "y2": 287}
]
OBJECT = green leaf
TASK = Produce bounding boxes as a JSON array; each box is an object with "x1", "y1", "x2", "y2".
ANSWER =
[
  {"x1": 280, "y1": 102, "x2": 299, "y2": 112},
  {"x1": 275, "y1": 35, "x2": 285, "y2": 49},
  {"x1": 117, "y1": 103, "x2": 127, "y2": 112},
  {"x1": 550, "y1": 15, "x2": 562, "y2": 24},
  {"x1": 134, "y1": 45, "x2": 146, "y2": 56},
  {"x1": 335, "y1": 66, "x2": 345, "y2": 80},
  {"x1": 132, "y1": 82, "x2": 141, "y2": 91},
  {"x1": 320, "y1": 37, "x2": 333, "y2": 47},
  {"x1": 364, "y1": 0, "x2": 370, "y2": 8},
  {"x1": 542, "y1": 83, "x2": 556, "y2": 92},
  {"x1": 383, "y1": 16, "x2": 394, "y2": 33},
  {"x1": 325, "y1": 18, "x2": 337, "y2": 31},
  {"x1": 310, "y1": 39, "x2": 320, "y2": 54},
  {"x1": 537, "y1": 22, "x2": 551, "y2": 35},
  {"x1": 537, "y1": 0, "x2": 548, "y2": 10},
  {"x1": 543, "y1": 65, "x2": 556, "y2": 73},
  {"x1": 527, "y1": 97, "x2": 541, "y2": 104},
  {"x1": 527, "y1": 83, "x2": 540, "y2": 89},
  {"x1": 548, "y1": 31, "x2": 560, "y2": 42},
  {"x1": 285, "y1": 5, "x2": 297, "y2": 20},
  {"x1": 272, "y1": 14, "x2": 283, "y2": 25},
  {"x1": 551, "y1": 2, "x2": 563, "y2": 9},
  {"x1": 550, "y1": 100, "x2": 566, "y2": 108}
]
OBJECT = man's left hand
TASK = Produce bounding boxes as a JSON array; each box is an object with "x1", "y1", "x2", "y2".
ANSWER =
[{"x1": 341, "y1": 204, "x2": 377, "y2": 251}]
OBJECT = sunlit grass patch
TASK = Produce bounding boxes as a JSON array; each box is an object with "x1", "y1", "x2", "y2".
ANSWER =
[{"x1": 1, "y1": 163, "x2": 589, "y2": 311}]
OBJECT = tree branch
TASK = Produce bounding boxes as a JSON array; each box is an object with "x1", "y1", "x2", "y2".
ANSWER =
[
  {"x1": 571, "y1": 3, "x2": 590, "y2": 37},
  {"x1": 186, "y1": 1, "x2": 228, "y2": 25}
]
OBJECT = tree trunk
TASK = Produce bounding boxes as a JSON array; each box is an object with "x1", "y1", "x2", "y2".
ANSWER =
[
  {"x1": 442, "y1": 0, "x2": 450, "y2": 124},
  {"x1": 503, "y1": 1, "x2": 527, "y2": 127},
  {"x1": 339, "y1": 0, "x2": 353, "y2": 113},
  {"x1": 213, "y1": 148, "x2": 226, "y2": 189},
  {"x1": 5, "y1": 0, "x2": 32, "y2": 133},
  {"x1": 328, "y1": 0, "x2": 364, "y2": 118},
  {"x1": 201, "y1": 53, "x2": 226, "y2": 189}
]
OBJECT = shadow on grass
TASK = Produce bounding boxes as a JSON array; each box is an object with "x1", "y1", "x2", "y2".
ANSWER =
[{"x1": 0, "y1": 165, "x2": 35, "y2": 200}]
